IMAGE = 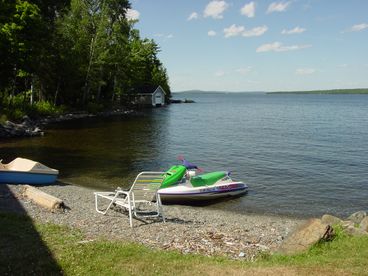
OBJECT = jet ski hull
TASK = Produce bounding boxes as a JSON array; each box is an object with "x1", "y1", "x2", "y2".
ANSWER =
[{"x1": 159, "y1": 182, "x2": 248, "y2": 202}]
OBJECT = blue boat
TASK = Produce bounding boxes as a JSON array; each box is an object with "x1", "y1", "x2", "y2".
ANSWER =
[{"x1": 0, "y1": 158, "x2": 59, "y2": 184}]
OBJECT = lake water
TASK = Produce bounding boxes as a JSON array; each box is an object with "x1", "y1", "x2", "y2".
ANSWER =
[{"x1": 1, "y1": 92, "x2": 368, "y2": 218}]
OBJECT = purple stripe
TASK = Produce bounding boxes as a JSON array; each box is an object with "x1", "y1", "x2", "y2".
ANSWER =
[{"x1": 159, "y1": 186, "x2": 247, "y2": 196}]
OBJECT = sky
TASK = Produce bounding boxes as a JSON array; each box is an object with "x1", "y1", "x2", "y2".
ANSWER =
[{"x1": 127, "y1": 0, "x2": 368, "y2": 92}]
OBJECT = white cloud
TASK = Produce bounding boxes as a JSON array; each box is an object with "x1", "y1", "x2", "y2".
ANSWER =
[
  {"x1": 215, "y1": 70, "x2": 226, "y2": 77},
  {"x1": 346, "y1": 23, "x2": 368, "y2": 32},
  {"x1": 126, "y1": 9, "x2": 140, "y2": 21},
  {"x1": 208, "y1": 30, "x2": 217, "y2": 36},
  {"x1": 267, "y1": 1, "x2": 291, "y2": 14},
  {"x1": 243, "y1": 25, "x2": 268, "y2": 37},
  {"x1": 204, "y1": 0, "x2": 229, "y2": 19},
  {"x1": 224, "y1": 24, "x2": 245, "y2": 37},
  {"x1": 295, "y1": 68, "x2": 316, "y2": 75},
  {"x1": 256, "y1": 42, "x2": 312, "y2": 53},
  {"x1": 281, "y1": 26, "x2": 306, "y2": 35},
  {"x1": 187, "y1": 12, "x2": 199, "y2": 21},
  {"x1": 224, "y1": 24, "x2": 267, "y2": 38},
  {"x1": 241, "y1": 2, "x2": 255, "y2": 18},
  {"x1": 235, "y1": 67, "x2": 252, "y2": 75}
]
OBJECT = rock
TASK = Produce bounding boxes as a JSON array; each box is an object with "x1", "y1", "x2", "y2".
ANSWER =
[
  {"x1": 21, "y1": 115, "x2": 33, "y2": 127},
  {"x1": 347, "y1": 211, "x2": 366, "y2": 224},
  {"x1": 321, "y1": 214, "x2": 342, "y2": 225},
  {"x1": 341, "y1": 220, "x2": 355, "y2": 229},
  {"x1": 359, "y1": 217, "x2": 368, "y2": 232},
  {"x1": 0, "y1": 124, "x2": 10, "y2": 138},
  {"x1": 278, "y1": 218, "x2": 333, "y2": 255},
  {"x1": 238, "y1": 252, "x2": 246, "y2": 258},
  {"x1": 0, "y1": 119, "x2": 43, "y2": 138},
  {"x1": 344, "y1": 225, "x2": 367, "y2": 236}
]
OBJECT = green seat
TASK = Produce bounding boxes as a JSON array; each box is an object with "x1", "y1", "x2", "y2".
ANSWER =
[{"x1": 190, "y1": 171, "x2": 227, "y2": 187}]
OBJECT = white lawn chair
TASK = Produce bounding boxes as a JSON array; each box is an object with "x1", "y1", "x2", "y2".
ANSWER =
[{"x1": 94, "y1": 172, "x2": 166, "y2": 227}]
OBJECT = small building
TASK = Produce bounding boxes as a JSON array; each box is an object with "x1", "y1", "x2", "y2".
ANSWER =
[{"x1": 134, "y1": 86, "x2": 166, "y2": 107}]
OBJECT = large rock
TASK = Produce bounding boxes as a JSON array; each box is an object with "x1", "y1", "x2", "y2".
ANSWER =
[
  {"x1": 0, "y1": 119, "x2": 43, "y2": 138},
  {"x1": 359, "y1": 217, "x2": 368, "y2": 232},
  {"x1": 0, "y1": 124, "x2": 10, "y2": 138},
  {"x1": 278, "y1": 218, "x2": 333, "y2": 255},
  {"x1": 341, "y1": 220, "x2": 355, "y2": 229},
  {"x1": 344, "y1": 225, "x2": 367, "y2": 236},
  {"x1": 321, "y1": 214, "x2": 342, "y2": 225},
  {"x1": 347, "y1": 211, "x2": 367, "y2": 224}
]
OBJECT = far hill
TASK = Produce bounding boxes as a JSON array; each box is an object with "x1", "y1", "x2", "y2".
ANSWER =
[
  {"x1": 173, "y1": 90, "x2": 264, "y2": 94},
  {"x1": 269, "y1": 88, "x2": 368, "y2": 94}
]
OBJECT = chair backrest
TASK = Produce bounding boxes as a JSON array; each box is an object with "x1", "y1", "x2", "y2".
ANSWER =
[{"x1": 129, "y1": 172, "x2": 165, "y2": 202}]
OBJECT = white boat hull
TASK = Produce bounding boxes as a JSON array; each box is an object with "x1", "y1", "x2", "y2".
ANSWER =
[{"x1": 158, "y1": 181, "x2": 248, "y2": 202}]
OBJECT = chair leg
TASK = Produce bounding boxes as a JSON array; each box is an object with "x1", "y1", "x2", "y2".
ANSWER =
[
  {"x1": 128, "y1": 195, "x2": 133, "y2": 227},
  {"x1": 95, "y1": 193, "x2": 117, "y2": 215},
  {"x1": 157, "y1": 194, "x2": 165, "y2": 223},
  {"x1": 95, "y1": 194, "x2": 109, "y2": 215}
]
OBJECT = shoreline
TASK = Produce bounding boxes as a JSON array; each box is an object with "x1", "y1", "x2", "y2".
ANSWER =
[
  {"x1": 0, "y1": 108, "x2": 138, "y2": 139},
  {"x1": 0, "y1": 183, "x2": 305, "y2": 260}
]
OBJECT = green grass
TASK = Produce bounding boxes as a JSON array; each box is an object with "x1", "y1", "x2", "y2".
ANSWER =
[
  {"x1": 258, "y1": 226, "x2": 368, "y2": 274},
  {"x1": 1, "y1": 212, "x2": 368, "y2": 275}
]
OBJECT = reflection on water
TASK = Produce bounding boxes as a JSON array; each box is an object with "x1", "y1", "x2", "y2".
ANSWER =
[
  {"x1": 0, "y1": 110, "x2": 170, "y2": 189},
  {"x1": 1, "y1": 93, "x2": 368, "y2": 218}
]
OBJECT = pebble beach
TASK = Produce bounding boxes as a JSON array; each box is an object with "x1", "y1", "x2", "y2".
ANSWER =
[{"x1": 1, "y1": 183, "x2": 305, "y2": 260}]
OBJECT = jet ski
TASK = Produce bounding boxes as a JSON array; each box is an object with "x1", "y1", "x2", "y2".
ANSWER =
[{"x1": 158, "y1": 159, "x2": 248, "y2": 202}]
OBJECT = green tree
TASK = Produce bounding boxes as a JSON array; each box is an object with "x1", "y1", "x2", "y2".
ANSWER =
[
  {"x1": 56, "y1": 0, "x2": 131, "y2": 106},
  {"x1": 0, "y1": 0, "x2": 69, "y2": 105},
  {"x1": 0, "y1": 1, "x2": 42, "y2": 96},
  {"x1": 127, "y1": 29, "x2": 171, "y2": 98},
  {"x1": 1, "y1": 0, "x2": 171, "y2": 120}
]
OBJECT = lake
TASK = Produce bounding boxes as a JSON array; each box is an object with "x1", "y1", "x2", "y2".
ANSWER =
[{"x1": 1, "y1": 92, "x2": 368, "y2": 218}]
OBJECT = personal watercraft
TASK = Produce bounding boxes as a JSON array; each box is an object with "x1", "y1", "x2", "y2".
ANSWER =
[{"x1": 158, "y1": 159, "x2": 248, "y2": 202}]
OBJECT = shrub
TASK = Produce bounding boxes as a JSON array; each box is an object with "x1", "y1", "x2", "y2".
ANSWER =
[
  {"x1": 33, "y1": 101, "x2": 58, "y2": 116},
  {"x1": 0, "y1": 114, "x2": 8, "y2": 124}
]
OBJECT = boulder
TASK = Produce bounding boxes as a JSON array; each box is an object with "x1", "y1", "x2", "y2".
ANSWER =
[
  {"x1": 278, "y1": 218, "x2": 333, "y2": 255},
  {"x1": 0, "y1": 124, "x2": 10, "y2": 138},
  {"x1": 359, "y1": 217, "x2": 368, "y2": 232},
  {"x1": 344, "y1": 225, "x2": 367, "y2": 236},
  {"x1": 321, "y1": 214, "x2": 342, "y2": 226},
  {"x1": 347, "y1": 211, "x2": 367, "y2": 224},
  {"x1": 0, "y1": 119, "x2": 43, "y2": 138},
  {"x1": 341, "y1": 220, "x2": 355, "y2": 229}
]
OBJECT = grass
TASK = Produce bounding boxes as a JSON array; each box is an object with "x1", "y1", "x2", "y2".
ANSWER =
[
  {"x1": 1, "y1": 212, "x2": 368, "y2": 275},
  {"x1": 258, "y1": 226, "x2": 368, "y2": 274}
]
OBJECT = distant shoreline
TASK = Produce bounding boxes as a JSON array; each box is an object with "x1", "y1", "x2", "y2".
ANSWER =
[
  {"x1": 268, "y1": 88, "x2": 368, "y2": 95},
  {"x1": 173, "y1": 88, "x2": 368, "y2": 94}
]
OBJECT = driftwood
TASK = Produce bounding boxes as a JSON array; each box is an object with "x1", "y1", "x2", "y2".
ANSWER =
[{"x1": 23, "y1": 185, "x2": 64, "y2": 210}]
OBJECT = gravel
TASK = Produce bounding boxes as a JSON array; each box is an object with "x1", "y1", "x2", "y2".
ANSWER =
[{"x1": 1, "y1": 183, "x2": 305, "y2": 260}]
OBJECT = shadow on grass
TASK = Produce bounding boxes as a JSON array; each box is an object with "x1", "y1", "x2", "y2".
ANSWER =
[{"x1": 0, "y1": 184, "x2": 63, "y2": 275}]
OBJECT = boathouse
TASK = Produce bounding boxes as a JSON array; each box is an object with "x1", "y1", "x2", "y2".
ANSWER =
[{"x1": 134, "y1": 86, "x2": 166, "y2": 107}]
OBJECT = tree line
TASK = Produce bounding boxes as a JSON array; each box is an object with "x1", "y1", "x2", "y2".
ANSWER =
[{"x1": 0, "y1": 0, "x2": 170, "y2": 120}]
